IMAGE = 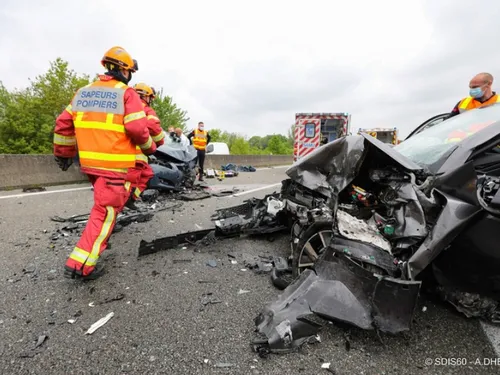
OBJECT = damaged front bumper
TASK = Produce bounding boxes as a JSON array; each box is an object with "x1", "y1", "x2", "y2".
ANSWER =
[{"x1": 253, "y1": 243, "x2": 421, "y2": 354}]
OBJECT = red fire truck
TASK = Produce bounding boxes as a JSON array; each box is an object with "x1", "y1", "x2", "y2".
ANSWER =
[{"x1": 293, "y1": 113, "x2": 352, "y2": 162}]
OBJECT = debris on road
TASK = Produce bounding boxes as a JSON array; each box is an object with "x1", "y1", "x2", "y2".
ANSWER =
[
  {"x1": 138, "y1": 193, "x2": 287, "y2": 256},
  {"x1": 85, "y1": 312, "x2": 114, "y2": 335},
  {"x1": 206, "y1": 260, "x2": 217, "y2": 268},
  {"x1": 48, "y1": 199, "x2": 184, "y2": 245},
  {"x1": 98, "y1": 293, "x2": 125, "y2": 305},
  {"x1": 221, "y1": 163, "x2": 256, "y2": 172},
  {"x1": 18, "y1": 334, "x2": 49, "y2": 358},
  {"x1": 22, "y1": 186, "x2": 46, "y2": 193},
  {"x1": 200, "y1": 293, "x2": 222, "y2": 311},
  {"x1": 35, "y1": 335, "x2": 48, "y2": 349}
]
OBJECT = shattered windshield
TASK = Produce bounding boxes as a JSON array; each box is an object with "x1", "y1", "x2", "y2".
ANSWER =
[{"x1": 394, "y1": 103, "x2": 500, "y2": 168}]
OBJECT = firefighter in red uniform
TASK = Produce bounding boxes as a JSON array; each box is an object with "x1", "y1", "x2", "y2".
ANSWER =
[
  {"x1": 125, "y1": 83, "x2": 165, "y2": 209},
  {"x1": 53, "y1": 46, "x2": 157, "y2": 280}
]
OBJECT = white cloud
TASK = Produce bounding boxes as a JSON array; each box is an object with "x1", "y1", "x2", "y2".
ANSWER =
[{"x1": 1, "y1": 0, "x2": 499, "y2": 138}]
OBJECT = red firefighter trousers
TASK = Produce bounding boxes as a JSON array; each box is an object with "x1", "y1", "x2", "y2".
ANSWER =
[
  {"x1": 64, "y1": 174, "x2": 131, "y2": 276},
  {"x1": 129, "y1": 161, "x2": 154, "y2": 200}
]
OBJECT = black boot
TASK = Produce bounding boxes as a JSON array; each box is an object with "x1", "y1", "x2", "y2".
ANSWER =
[
  {"x1": 124, "y1": 194, "x2": 139, "y2": 210},
  {"x1": 64, "y1": 263, "x2": 106, "y2": 281}
]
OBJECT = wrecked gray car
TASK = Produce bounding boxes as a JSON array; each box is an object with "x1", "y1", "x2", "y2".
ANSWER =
[{"x1": 253, "y1": 103, "x2": 500, "y2": 354}]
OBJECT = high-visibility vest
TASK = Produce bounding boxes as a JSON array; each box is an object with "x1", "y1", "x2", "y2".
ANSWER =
[
  {"x1": 70, "y1": 79, "x2": 139, "y2": 172},
  {"x1": 458, "y1": 94, "x2": 500, "y2": 113},
  {"x1": 193, "y1": 129, "x2": 208, "y2": 150}
]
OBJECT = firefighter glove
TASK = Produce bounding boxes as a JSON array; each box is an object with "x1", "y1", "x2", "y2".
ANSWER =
[{"x1": 55, "y1": 156, "x2": 73, "y2": 171}]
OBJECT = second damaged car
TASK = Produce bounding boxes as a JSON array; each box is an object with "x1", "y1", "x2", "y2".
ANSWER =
[{"x1": 253, "y1": 103, "x2": 500, "y2": 354}]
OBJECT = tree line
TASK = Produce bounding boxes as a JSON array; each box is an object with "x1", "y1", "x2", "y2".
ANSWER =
[{"x1": 0, "y1": 58, "x2": 293, "y2": 155}]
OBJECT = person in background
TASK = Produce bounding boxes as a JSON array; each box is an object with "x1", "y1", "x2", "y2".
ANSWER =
[
  {"x1": 175, "y1": 127, "x2": 190, "y2": 149},
  {"x1": 449, "y1": 72, "x2": 500, "y2": 118},
  {"x1": 125, "y1": 82, "x2": 165, "y2": 210},
  {"x1": 187, "y1": 121, "x2": 211, "y2": 181},
  {"x1": 53, "y1": 46, "x2": 155, "y2": 280}
]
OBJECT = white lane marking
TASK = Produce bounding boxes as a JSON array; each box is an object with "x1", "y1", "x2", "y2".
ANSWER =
[
  {"x1": 229, "y1": 183, "x2": 281, "y2": 197},
  {"x1": 0, "y1": 186, "x2": 91, "y2": 200},
  {"x1": 481, "y1": 321, "x2": 500, "y2": 356},
  {"x1": 0, "y1": 182, "x2": 283, "y2": 201}
]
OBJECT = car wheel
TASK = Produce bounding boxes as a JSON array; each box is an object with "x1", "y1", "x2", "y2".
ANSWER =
[{"x1": 293, "y1": 221, "x2": 333, "y2": 277}]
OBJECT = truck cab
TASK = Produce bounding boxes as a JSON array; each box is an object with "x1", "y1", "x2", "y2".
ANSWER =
[{"x1": 358, "y1": 127, "x2": 399, "y2": 145}]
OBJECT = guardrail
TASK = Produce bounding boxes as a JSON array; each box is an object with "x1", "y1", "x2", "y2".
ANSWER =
[{"x1": 0, "y1": 154, "x2": 292, "y2": 190}]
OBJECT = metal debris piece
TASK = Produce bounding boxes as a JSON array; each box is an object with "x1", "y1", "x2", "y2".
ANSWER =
[
  {"x1": 85, "y1": 312, "x2": 114, "y2": 335},
  {"x1": 179, "y1": 191, "x2": 212, "y2": 201},
  {"x1": 253, "y1": 250, "x2": 420, "y2": 353},
  {"x1": 141, "y1": 189, "x2": 159, "y2": 202},
  {"x1": 138, "y1": 193, "x2": 288, "y2": 256},
  {"x1": 435, "y1": 286, "x2": 500, "y2": 323},
  {"x1": 35, "y1": 335, "x2": 48, "y2": 348},
  {"x1": 49, "y1": 201, "x2": 183, "y2": 240},
  {"x1": 139, "y1": 229, "x2": 216, "y2": 256},
  {"x1": 98, "y1": 293, "x2": 125, "y2": 305},
  {"x1": 22, "y1": 264, "x2": 36, "y2": 274},
  {"x1": 200, "y1": 293, "x2": 222, "y2": 311}
]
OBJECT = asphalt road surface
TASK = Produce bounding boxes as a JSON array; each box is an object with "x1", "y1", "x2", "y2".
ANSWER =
[{"x1": 1, "y1": 167, "x2": 499, "y2": 375}]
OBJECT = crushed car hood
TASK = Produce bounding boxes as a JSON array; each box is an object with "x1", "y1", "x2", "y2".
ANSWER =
[{"x1": 286, "y1": 134, "x2": 424, "y2": 197}]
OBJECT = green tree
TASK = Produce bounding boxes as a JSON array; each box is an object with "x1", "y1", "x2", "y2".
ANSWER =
[
  {"x1": 248, "y1": 135, "x2": 263, "y2": 149},
  {"x1": 230, "y1": 137, "x2": 250, "y2": 154},
  {"x1": 267, "y1": 134, "x2": 293, "y2": 155},
  {"x1": 151, "y1": 88, "x2": 189, "y2": 131},
  {"x1": 208, "y1": 128, "x2": 223, "y2": 142},
  {"x1": 0, "y1": 58, "x2": 91, "y2": 154},
  {"x1": 287, "y1": 124, "x2": 295, "y2": 146}
]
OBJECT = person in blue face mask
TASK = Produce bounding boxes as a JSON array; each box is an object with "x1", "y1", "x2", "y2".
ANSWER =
[{"x1": 449, "y1": 73, "x2": 500, "y2": 117}]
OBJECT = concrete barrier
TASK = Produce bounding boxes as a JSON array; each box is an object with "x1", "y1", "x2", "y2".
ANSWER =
[{"x1": 0, "y1": 154, "x2": 292, "y2": 190}]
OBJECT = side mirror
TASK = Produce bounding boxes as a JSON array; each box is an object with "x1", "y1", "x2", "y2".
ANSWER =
[{"x1": 206, "y1": 144, "x2": 214, "y2": 153}]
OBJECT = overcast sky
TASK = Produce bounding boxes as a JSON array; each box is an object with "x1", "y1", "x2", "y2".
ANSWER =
[{"x1": 1, "y1": 0, "x2": 499, "y2": 138}]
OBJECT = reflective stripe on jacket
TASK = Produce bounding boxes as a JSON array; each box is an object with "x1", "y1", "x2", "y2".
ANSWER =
[
  {"x1": 70, "y1": 80, "x2": 141, "y2": 172},
  {"x1": 193, "y1": 129, "x2": 208, "y2": 150},
  {"x1": 134, "y1": 101, "x2": 165, "y2": 163}
]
